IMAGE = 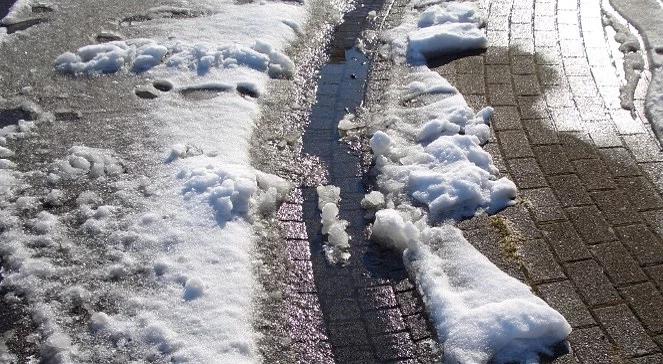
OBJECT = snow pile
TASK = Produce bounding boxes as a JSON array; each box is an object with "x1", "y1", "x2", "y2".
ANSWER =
[
  {"x1": 317, "y1": 185, "x2": 350, "y2": 264},
  {"x1": 361, "y1": 1, "x2": 570, "y2": 362},
  {"x1": 370, "y1": 69, "x2": 514, "y2": 222},
  {"x1": 55, "y1": 39, "x2": 295, "y2": 79},
  {"x1": 385, "y1": 1, "x2": 486, "y2": 63},
  {"x1": 51, "y1": 146, "x2": 124, "y2": 180}
]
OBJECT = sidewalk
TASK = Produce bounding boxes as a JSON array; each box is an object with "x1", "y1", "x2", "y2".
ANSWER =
[{"x1": 437, "y1": 0, "x2": 663, "y2": 362}]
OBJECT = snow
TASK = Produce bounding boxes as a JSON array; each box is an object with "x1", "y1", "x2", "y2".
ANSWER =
[
  {"x1": 317, "y1": 185, "x2": 350, "y2": 264},
  {"x1": 364, "y1": 1, "x2": 571, "y2": 362},
  {"x1": 384, "y1": 0, "x2": 487, "y2": 64},
  {"x1": 1, "y1": 0, "x2": 313, "y2": 362},
  {"x1": 404, "y1": 226, "x2": 571, "y2": 363}
]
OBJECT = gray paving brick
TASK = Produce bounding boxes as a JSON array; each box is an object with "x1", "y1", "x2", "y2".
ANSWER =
[
  {"x1": 584, "y1": 123, "x2": 623, "y2": 148},
  {"x1": 520, "y1": 187, "x2": 565, "y2": 222},
  {"x1": 566, "y1": 206, "x2": 616, "y2": 244},
  {"x1": 513, "y1": 73, "x2": 541, "y2": 95},
  {"x1": 485, "y1": 64, "x2": 512, "y2": 84},
  {"x1": 371, "y1": 332, "x2": 416, "y2": 361},
  {"x1": 523, "y1": 118, "x2": 560, "y2": 144},
  {"x1": 455, "y1": 73, "x2": 486, "y2": 95},
  {"x1": 615, "y1": 224, "x2": 663, "y2": 266},
  {"x1": 573, "y1": 159, "x2": 617, "y2": 190},
  {"x1": 537, "y1": 280, "x2": 595, "y2": 327},
  {"x1": 548, "y1": 175, "x2": 593, "y2": 207},
  {"x1": 645, "y1": 265, "x2": 663, "y2": 292},
  {"x1": 519, "y1": 238, "x2": 566, "y2": 282},
  {"x1": 640, "y1": 162, "x2": 663, "y2": 195},
  {"x1": 511, "y1": 55, "x2": 537, "y2": 74},
  {"x1": 568, "y1": 326, "x2": 617, "y2": 364},
  {"x1": 558, "y1": 132, "x2": 598, "y2": 160},
  {"x1": 632, "y1": 354, "x2": 663, "y2": 364},
  {"x1": 491, "y1": 106, "x2": 523, "y2": 130},
  {"x1": 616, "y1": 177, "x2": 663, "y2": 212},
  {"x1": 539, "y1": 221, "x2": 592, "y2": 262},
  {"x1": 593, "y1": 304, "x2": 659, "y2": 357},
  {"x1": 566, "y1": 259, "x2": 621, "y2": 306},
  {"x1": 589, "y1": 190, "x2": 641, "y2": 226},
  {"x1": 642, "y1": 210, "x2": 663, "y2": 240},
  {"x1": 620, "y1": 283, "x2": 663, "y2": 333},
  {"x1": 622, "y1": 136, "x2": 663, "y2": 163},
  {"x1": 533, "y1": 144, "x2": 575, "y2": 175},
  {"x1": 518, "y1": 95, "x2": 548, "y2": 119},
  {"x1": 507, "y1": 158, "x2": 547, "y2": 188},
  {"x1": 591, "y1": 242, "x2": 648, "y2": 286},
  {"x1": 488, "y1": 82, "x2": 517, "y2": 105},
  {"x1": 600, "y1": 148, "x2": 642, "y2": 177}
]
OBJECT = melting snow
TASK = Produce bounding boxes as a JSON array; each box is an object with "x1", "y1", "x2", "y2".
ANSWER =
[
  {"x1": 366, "y1": 1, "x2": 571, "y2": 362},
  {"x1": 317, "y1": 185, "x2": 351, "y2": 264}
]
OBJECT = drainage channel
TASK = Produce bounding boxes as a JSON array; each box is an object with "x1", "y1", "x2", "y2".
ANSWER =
[{"x1": 299, "y1": 0, "x2": 441, "y2": 362}]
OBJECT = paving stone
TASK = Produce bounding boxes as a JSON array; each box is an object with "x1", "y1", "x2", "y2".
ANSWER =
[
  {"x1": 600, "y1": 148, "x2": 642, "y2": 177},
  {"x1": 454, "y1": 73, "x2": 486, "y2": 95},
  {"x1": 511, "y1": 55, "x2": 537, "y2": 74},
  {"x1": 321, "y1": 296, "x2": 362, "y2": 321},
  {"x1": 404, "y1": 313, "x2": 431, "y2": 341},
  {"x1": 533, "y1": 144, "x2": 575, "y2": 175},
  {"x1": 363, "y1": 308, "x2": 407, "y2": 336},
  {"x1": 485, "y1": 47, "x2": 510, "y2": 65},
  {"x1": 498, "y1": 205, "x2": 544, "y2": 240},
  {"x1": 520, "y1": 187, "x2": 565, "y2": 222},
  {"x1": 327, "y1": 320, "x2": 370, "y2": 347},
  {"x1": 640, "y1": 162, "x2": 663, "y2": 195},
  {"x1": 584, "y1": 123, "x2": 623, "y2": 148},
  {"x1": 632, "y1": 354, "x2": 663, "y2": 364},
  {"x1": 287, "y1": 239, "x2": 312, "y2": 261},
  {"x1": 568, "y1": 326, "x2": 617, "y2": 364},
  {"x1": 513, "y1": 73, "x2": 541, "y2": 95},
  {"x1": 573, "y1": 159, "x2": 617, "y2": 190},
  {"x1": 642, "y1": 210, "x2": 663, "y2": 240},
  {"x1": 537, "y1": 280, "x2": 595, "y2": 327},
  {"x1": 396, "y1": 290, "x2": 423, "y2": 316},
  {"x1": 593, "y1": 304, "x2": 659, "y2": 357},
  {"x1": 539, "y1": 221, "x2": 592, "y2": 262},
  {"x1": 550, "y1": 107, "x2": 583, "y2": 131},
  {"x1": 620, "y1": 283, "x2": 663, "y2": 333},
  {"x1": 518, "y1": 95, "x2": 548, "y2": 119},
  {"x1": 589, "y1": 189, "x2": 641, "y2": 225},
  {"x1": 506, "y1": 158, "x2": 548, "y2": 189},
  {"x1": 558, "y1": 132, "x2": 598, "y2": 160},
  {"x1": 357, "y1": 286, "x2": 398, "y2": 310},
  {"x1": 488, "y1": 83, "x2": 517, "y2": 105},
  {"x1": 566, "y1": 206, "x2": 616, "y2": 244},
  {"x1": 491, "y1": 106, "x2": 523, "y2": 130},
  {"x1": 546, "y1": 88, "x2": 576, "y2": 109},
  {"x1": 591, "y1": 242, "x2": 648, "y2": 286},
  {"x1": 615, "y1": 224, "x2": 663, "y2": 266},
  {"x1": 548, "y1": 175, "x2": 593, "y2": 207},
  {"x1": 616, "y1": 177, "x2": 663, "y2": 212},
  {"x1": 333, "y1": 345, "x2": 375, "y2": 363},
  {"x1": 622, "y1": 135, "x2": 663, "y2": 163},
  {"x1": 499, "y1": 130, "x2": 534, "y2": 158},
  {"x1": 645, "y1": 265, "x2": 663, "y2": 291},
  {"x1": 519, "y1": 238, "x2": 566, "y2": 282},
  {"x1": 566, "y1": 259, "x2": 621, "y2": 306},
  {"x1": 523, "y1": 118, "x2": 559, "y2": 144},
  {"x1": 372, "y1": 332, "x2": 416, "y2": 361},
  {"x1": 575, "y1": 98, "x2": 608, "y2": 121},
  {"x1": 485, "y1": 64, "x2": 512, "y2": 84},
  {"x1": 563, "y1": 57, "x2": 591, "y2": 76}
]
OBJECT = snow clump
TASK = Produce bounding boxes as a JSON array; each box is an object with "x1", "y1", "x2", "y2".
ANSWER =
[
  {"x1": 317, "y1": 185, "x2": 350, "y2": 265},
  {"x1": 52, "y1": 146, "x2": 124, "y2": 180}
]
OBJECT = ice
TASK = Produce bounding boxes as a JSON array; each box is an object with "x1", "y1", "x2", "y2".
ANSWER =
[
  {"x1": 370, "y1": 130, "x2": 393, "y2": 155},
  {"x1": 417, "y1": 3, "x2": 480, "y2": 28},
  {"x1": 316, "y1": 184, "x2": 341, "y2": 209}
]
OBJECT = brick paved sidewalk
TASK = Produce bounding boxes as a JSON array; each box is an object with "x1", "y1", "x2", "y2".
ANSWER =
[{"x1": 435, "y1": 0, "x2": 663, "y2": 363}]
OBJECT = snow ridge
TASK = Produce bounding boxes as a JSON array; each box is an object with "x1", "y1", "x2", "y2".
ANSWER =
[{"x1": 366, "y1": 1, "x2": 572, "y2": 363}]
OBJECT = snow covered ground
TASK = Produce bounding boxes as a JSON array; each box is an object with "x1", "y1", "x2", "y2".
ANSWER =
[
  {"x1": 0, "y1": 0, "x2": 332, "y2": 362},
  {"x1": 365, "y1": 1, "x2": 572, "y2": 362}
]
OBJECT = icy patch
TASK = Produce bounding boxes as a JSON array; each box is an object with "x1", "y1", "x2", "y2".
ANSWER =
[{"x1": 317, "y1": 185, "x2": 350, "y2": 265}]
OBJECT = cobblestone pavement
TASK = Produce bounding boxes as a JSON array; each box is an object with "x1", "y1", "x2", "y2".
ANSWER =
[{"x1": 432, "y1": 0, "x2": 663, "y2": 363}]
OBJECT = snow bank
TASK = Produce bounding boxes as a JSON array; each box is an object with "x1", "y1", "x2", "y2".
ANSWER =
[
  {"x1": 317, "y1": 185, "x2": 350, "y2": 264},
  {"x1": 362, "y1": 1, "x2": 570, "y2": 362}
]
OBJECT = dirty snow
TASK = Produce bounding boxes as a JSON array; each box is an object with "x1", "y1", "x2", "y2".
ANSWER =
[
  {"x1": 1, "y1": 0, "x2": 311, "y2": 363},
  {"x1": 365, "y1": 1, "x2": 571, "y2": 362}
]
